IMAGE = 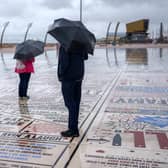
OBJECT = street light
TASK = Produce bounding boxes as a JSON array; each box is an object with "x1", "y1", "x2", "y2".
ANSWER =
[
  {"x1": 80, "y1": 0, "x2": 82, "y2": 22},
  {"x1": 112, "y1": 22, "x2": 120, "y2": 46},
  {"x1": 106, "y1": 22, "x2": 112, "y2": 45},
  {"x1": 24, "y1": 22, "x2": 33, "y2": 42},
  {"x1": 0, "y1": 21, "x2": 10, "y2": 48}
]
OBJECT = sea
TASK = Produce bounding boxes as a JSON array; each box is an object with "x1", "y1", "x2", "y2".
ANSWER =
[{"x1": 2, "y1": 33, "x2": 56, "y2": 44}]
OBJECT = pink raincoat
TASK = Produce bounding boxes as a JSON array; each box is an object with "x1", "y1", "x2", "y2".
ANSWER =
[{"x1": 15, "y1": 58, "x2": 35, "y2": 73}]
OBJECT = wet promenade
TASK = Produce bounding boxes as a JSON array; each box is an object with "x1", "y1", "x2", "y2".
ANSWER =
[{"x1": 0, "y1": 47, "x2": 168, "y2": 168}]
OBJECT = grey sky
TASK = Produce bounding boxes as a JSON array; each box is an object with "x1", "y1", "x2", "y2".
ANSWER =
[{"x1": 0, "y1": 0, "x2": 167, "y2": 41}]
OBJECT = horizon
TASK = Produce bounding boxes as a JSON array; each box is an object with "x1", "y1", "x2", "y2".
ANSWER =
[{"x1": 0, "y1": 0, "x2": 168, "y2": 39}]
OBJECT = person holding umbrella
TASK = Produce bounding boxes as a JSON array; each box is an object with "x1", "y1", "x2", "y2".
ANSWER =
[
  {"x1": 58, "y1": 41, "x2": 88, "y2": 137},
  {"x1": 48, "y1": 18, "x2": 96, "y2": 137},
  {"x1": 15, "y1": 58, "x2": 35, "y2": 100},
  {"x1": 14, "y1": 40, "x2": 44, "y2": 100}
]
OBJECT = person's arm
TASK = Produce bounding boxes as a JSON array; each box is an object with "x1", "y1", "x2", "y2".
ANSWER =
[
  {"x1": 83, "y1": 50, "x2": 88, "y2": 60},
  {"x1": 59, "y1": 46, "x2": 70, "y2": 75}
]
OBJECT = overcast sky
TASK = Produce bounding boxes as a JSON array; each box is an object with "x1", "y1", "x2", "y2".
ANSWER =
[{"x1": 0, "y1": 0, "x2": 168, "y2": 41}]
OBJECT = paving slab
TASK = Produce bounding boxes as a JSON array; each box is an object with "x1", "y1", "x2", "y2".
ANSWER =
[{"x1": 0, "y1": 48, "x2": 168, "y2": 167}]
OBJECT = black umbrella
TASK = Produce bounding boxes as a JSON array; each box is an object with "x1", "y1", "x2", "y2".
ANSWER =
[
  {"x1": 14, "y1": 40, "x2": 45, "y2": 60},
  {"x1": 47, "y1": 18, "x2": 96, "y2": 55}
]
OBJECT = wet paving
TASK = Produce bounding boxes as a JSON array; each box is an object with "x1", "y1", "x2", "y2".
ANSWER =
[{"x1": 0, "y1": 48, "x2": 168, "y2": 167}]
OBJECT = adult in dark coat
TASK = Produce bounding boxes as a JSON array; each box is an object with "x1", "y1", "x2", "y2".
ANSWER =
[{"x1": 58, "y1": 41, "x2": 88, "y2": 137}]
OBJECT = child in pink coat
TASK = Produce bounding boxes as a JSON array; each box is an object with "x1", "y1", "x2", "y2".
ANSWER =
[{"x1": 15, "y1": 58, "x2": 35, "y2": 99}]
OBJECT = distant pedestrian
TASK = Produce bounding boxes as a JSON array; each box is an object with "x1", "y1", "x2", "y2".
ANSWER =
[
  {"x1": 58, "y1": 41, "x2": 88, "y2": 137},
  {"x1": 15, "y1": 58, "x2": 35, "y2": 100}
]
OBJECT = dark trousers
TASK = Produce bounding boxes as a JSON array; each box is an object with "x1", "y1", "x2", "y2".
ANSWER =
[
  {"x1": 19, "y1": 73, "x2": 31, "y2": 97},
  {"x1": 61, "y1": 80, "x2": 82, "y2": 131}
]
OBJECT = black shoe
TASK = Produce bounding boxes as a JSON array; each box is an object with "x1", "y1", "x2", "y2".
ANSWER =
[{"x1": 61, "y1": 129, "x2": 79, "y2": 137}]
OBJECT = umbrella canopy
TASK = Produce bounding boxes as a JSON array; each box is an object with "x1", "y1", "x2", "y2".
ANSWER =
[
  {"x1": 47, "y1": 18, "x2": 96, "y2": 55},
  {"x1": 14, "y1": 40, "x2": 45, "y2": 60}
]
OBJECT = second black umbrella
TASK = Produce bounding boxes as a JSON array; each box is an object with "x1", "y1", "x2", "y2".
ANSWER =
[{"x1": 14, "y1": 40, "x2": 45, "y2": 60}]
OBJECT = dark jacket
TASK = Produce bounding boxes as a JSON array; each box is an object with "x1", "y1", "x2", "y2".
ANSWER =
[{"x1": 57, "y1": 44, "x2": 88, "y2": 81}]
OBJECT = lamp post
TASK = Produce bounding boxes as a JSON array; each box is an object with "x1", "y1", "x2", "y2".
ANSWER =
[
  {"x1": 113, "y1": 22, "x2": 120, "y2": 46},
  {"x1": 44, "y1": 32, "x2": 48, "y2": 45},
  {"x1": 106, "y1": 22, "x2": 112, "y2": 45},
  {"x1": 24, "y1": 22, "x2": 32, "y2": 42},
  {"x1": 0, "y1": 21, "x2": 10, "y2": 48},
  {"x1": 80, "y1": 0, "x2": 82, "y2": 22}
]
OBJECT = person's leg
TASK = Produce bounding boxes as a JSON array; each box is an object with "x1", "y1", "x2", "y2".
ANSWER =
[
  {"x1": 19, "y1": 73, "x2": 31, "y2": 97},
  {"x1": 24, "y1": 73, "x2": 31, "y2": 97},
  {"x1": 19, "y1": 73, "x2": 25, "y2": 97},
  {"x1": 61, "y1": 81, "x2": 79, "y2": 137},
  {"x1": 73, "y1": 81, "x2": 82, "y2": 128}
]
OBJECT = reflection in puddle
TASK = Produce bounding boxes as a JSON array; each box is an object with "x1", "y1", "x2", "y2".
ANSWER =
[
  {"x1": 126, "y1": 48, "x2": 148, "y2": 65},
  {"x1": 1, "y1": 52, "x2": 10, "y2": 71},
  {"x1": 159, "y1": 48, "x2": 163, "y2": 58},
  {"x1": 18, "y1": 100, "x2": 30, "y2": 117},
  {"x1": 106, "y1": 47, "x2": 119, "y2": 67},
  {"x1": 114, "y1": 48, "x2": 118, "y2": 66},
  {"x1": 1, "y1": 48, "x2": 168, "y2": 73},
  {"x1": 105, "y1": 47, "x2": 111, "y2": 67}
]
